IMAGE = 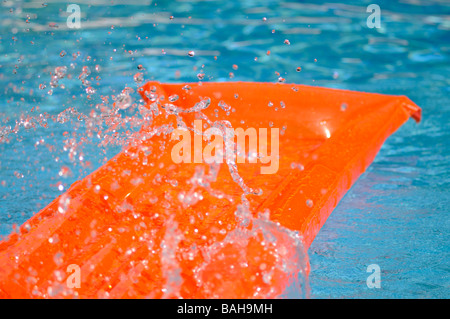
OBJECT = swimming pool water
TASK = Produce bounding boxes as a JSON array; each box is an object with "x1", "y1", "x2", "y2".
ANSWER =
[{"x1": 0, "y1": 0, "x2": 448, "y2": 298}]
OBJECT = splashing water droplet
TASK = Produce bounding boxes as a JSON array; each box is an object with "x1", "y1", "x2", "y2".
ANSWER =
[
  {"x1": 86, "y1": 86, "x2": 96, "y2": 95},
  {"x1": 134, "y1": 72, "x2": 144, "y2": 84},
  {"x1": 14, "y1": 171, "x2": 24, "y2": 179},
  {"x1": 115, "y1": 90, "x2": 133, "y2": 110},
  {"x1": 58, "y1": 166, "x2": 72, "y2": 178},
  {"x1": 55, "y1": 66, "x2": 67, "y2": 79},
  {"x1": 218, "y1": 100, "x2": 231, "y2": 112},
  {"x1": 78, "y1": 66, "x2": 91, "y2": 85},
  {"x1": 82, "y1": 66, "x2": 91, "y2": 75},
  {"x1": 169, "y1": 94, "x2": 179, "y2": 102}
]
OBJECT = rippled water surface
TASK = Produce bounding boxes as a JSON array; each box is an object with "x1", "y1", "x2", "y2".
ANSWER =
[{"x1": 0, "y1": 0, "x2": 449, "y2": 298}]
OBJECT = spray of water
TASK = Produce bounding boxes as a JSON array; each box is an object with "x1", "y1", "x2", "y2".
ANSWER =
[{"x1": 1, "y1": 61, "x2": 310, "y2": 298}]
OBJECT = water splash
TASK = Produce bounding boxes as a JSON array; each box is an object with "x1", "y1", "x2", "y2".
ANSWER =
[
  {"x1": 1, "y1": 61, "x2": 310, "y2": 299},
  {"x1": 194, "y1": 210, "x2": 310, "y2": 298}
]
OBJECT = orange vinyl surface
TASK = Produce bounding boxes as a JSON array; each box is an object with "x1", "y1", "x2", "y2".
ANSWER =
[{"x1": 0, "y1": 82, "x2": 421, "y2": 298}]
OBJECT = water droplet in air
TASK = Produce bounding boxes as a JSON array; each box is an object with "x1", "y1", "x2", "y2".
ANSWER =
[
  {"x1": 218, "y1": 100, "x2": 231, "y2": 112},
  {"x1": 340, "y1": 103, "x2": 348, "y2": 111},
  {"x1": 78, "y1": 66, "x2": 91, "y2": 84},
  {"x1": 82, "y1": 66, "x2": 91, "y2": 74},
  {"x1": 58, "y1": 166, "x2": 72, "y2": 178},
  {"x1": 115, "y1": 89, "x2": 133, "y2": 110},
  {"x1": 86, "y1": 86, "x2": 96, "y2": 95},
  {"x1": 134, "y1": 72, "x2": 144, "y2": 84},
  {"x1": 306, "y1": 199, "x2": 313, "y2": 207},
  {"x1": 284, "y1": 39, "x2": 290, "y2": 45},
  {"x1": 55, "y1": 66, "x2": 67, "y2": 79},
  {"x1": 296, "y1": 67, "x2": 301, "y2": 72},
  {"x1": 168, "y1": 94, "x2": 179, "y2": 102},
  {"x1": 14, "y1": 171, "x2": 24, "y2": 179},
  {"x1": 188, "y1": 51, "x2": 195, "y2": 57}
]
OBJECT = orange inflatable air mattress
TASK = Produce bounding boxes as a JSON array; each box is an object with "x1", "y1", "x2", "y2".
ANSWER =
[{"x1": 0, "y1": 81, "x2": 421, "y2": 298}]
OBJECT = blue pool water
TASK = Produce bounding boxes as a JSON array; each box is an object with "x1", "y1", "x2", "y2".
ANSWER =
[{"x1": 0, "y1": 0, "x2": 449, "y2": 298}]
